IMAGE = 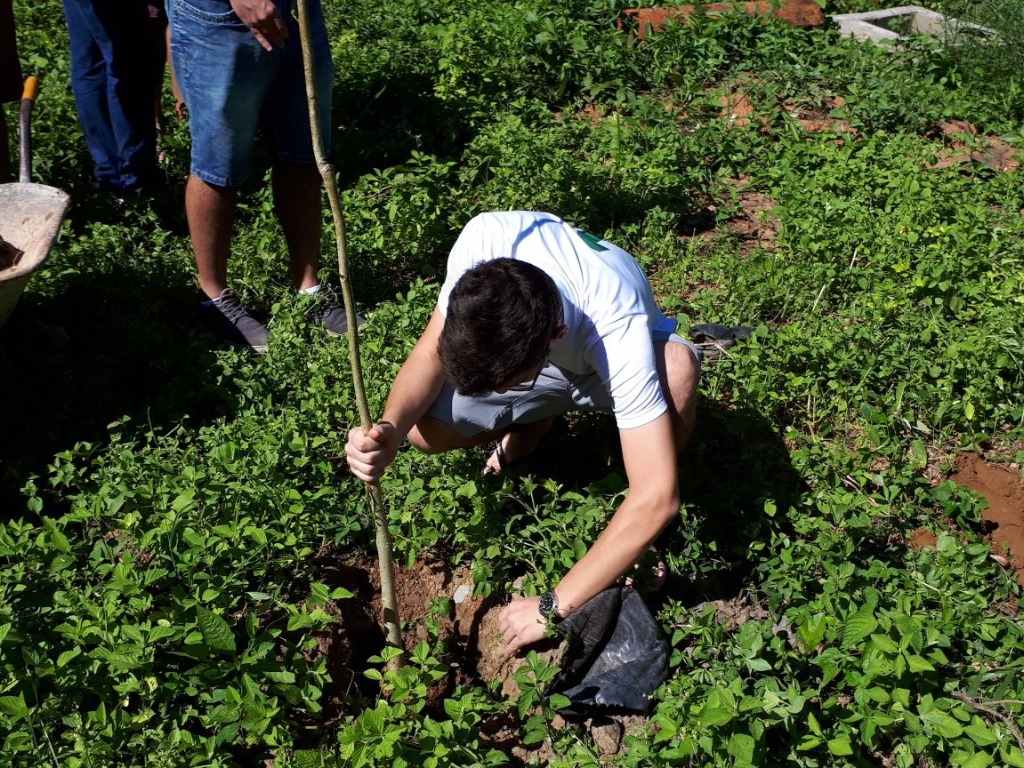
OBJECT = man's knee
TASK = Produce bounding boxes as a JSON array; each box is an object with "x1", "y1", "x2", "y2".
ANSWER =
[
  {"x1": 656, "y1": 340, "x2": 700, "y2": 452},
  {"x1": 658, "y1": 340, "x2": 700, "y2": 411}
]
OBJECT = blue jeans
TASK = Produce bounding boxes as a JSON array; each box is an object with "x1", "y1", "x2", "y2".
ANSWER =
[
  {"x1": 167, "y1": 0, "x2": 333, "y2": 187},
  {"x1": 62, "y1": 0, "x2": 159, "y2": 193}
]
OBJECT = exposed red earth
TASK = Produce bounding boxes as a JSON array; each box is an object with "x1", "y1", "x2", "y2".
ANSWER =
[
  {"x1": 912, "y1": 453, "x2": 1024, "y2": 587},
  {"x1": 624, "y1": 0, "x2": 825, "y2": 39}
]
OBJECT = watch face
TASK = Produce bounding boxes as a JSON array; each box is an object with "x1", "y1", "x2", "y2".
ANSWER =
[{"x1": 539, "y1": 591, "x2": 556, "y2": 616}]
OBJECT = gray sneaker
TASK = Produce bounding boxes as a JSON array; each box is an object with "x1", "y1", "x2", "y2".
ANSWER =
[
  {"x1": 310, "y1": 285, "x2": 365, "y2": 337},
  {"x1": 198, "y1": 288, "x2": 269, "y2": 352}
]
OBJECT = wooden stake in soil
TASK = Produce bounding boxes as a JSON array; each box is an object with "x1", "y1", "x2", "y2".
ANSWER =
[{"x1": 294, "y1": 0, "x2": 404, "y2": 662}]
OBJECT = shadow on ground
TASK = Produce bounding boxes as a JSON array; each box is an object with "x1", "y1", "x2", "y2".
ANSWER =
[
  {"x1": 459, "y1": 396, "x2": 809, "y2": 607},
  {"x1": 0, "y1": 252, "x2": 237, "y2": 519}
]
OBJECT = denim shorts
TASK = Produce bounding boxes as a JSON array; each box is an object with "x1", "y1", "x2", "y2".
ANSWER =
[
  {"x1": 426, "y1": 327, "x2": 702, "y2": 438},
  {"x1": 167, "y1": 0, "x2": 333, "y2": 187}
]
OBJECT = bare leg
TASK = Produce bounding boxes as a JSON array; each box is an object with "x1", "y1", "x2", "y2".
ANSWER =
[
  {"x1": 408, "y1": 417, "x2": 510, "y2": 454},
  {"x1": 409, "y1": 414, "x2": 556, "y2": 469},
  {"x1": 272, "y1": 160, "x2": 322, "y2": 291},
  {"x1": 655, "y1": 339, "x2": 700, "y2": 454},
  {"x1": 406, "y1": 342, "x2": 697, "y2": 470},
  {"x1": 185, "y1": 173, "x2": 235, "y2": 299}
]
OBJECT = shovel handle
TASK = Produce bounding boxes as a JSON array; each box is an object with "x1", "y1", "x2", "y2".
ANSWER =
[
  {"x1": 21, "y1": 76, "x2": 39, "y2": 104},
  {"x1": 19, "y1": 76, "x2": 38, "y2": 184}
]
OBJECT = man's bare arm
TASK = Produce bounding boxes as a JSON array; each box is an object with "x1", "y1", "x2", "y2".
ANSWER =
[
  {"x1": 498, "y1": 411, "x2": 679, "y2": 652},
  {"x1": 345, "y1": 309, "x2": 447, "y2": 482},
  {"x1": 229, "y1": 0, "x2": 288, "y2": 50}
]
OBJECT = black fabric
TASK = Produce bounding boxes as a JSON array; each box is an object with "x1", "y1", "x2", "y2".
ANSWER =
[
  {"x1": 546, "y1": 586, "x2": 667, "y2": 713},
  {"x1": 689, "y1": 323, "x2": 754, "y2": 344}
]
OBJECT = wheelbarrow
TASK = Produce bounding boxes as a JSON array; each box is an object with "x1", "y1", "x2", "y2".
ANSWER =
[{"x1": 0, "y1": 77, "x2": 70, "y2": 328}]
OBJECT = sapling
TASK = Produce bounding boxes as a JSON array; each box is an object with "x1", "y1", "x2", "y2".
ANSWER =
[{"x1": 295, "y1": 0, "x2": 404, "y2": 663}]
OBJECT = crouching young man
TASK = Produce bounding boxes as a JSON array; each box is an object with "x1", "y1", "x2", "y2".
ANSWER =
[{"x1": 344, "y1": 211, "x2": 701, "y2": 653}]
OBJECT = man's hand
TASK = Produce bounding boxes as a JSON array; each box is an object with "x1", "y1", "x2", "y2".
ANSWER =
[
  {"x1": 345, "y1": 422, "x2": 402, "y2": 483},
  {"x1": 497, "y1": 596, "x2": 551, "y2": 654},
  {"x1": 230, "y1": 0, "x2": 288, "y2": 51}
]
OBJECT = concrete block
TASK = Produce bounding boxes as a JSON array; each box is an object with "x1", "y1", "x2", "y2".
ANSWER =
[{"x1": 830, "y1": 5, "x2": 995, "y2": 45}]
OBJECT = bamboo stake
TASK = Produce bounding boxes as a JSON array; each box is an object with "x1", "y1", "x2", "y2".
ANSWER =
[{"x1": 294, "y1": 0, "x2": 404, "y2": 661}]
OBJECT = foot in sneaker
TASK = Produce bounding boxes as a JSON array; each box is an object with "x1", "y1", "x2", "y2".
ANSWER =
[
  {"x1": 198, "y1": 288, "x2": 269, "y2": 352},
  {"x1": 303, "y1": 284, "x2": 365, "y2": 337}
]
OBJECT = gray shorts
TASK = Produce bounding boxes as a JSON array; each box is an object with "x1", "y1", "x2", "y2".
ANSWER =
[{"x1": 426, "y1": 329, "x2": 702, "y2": 438}]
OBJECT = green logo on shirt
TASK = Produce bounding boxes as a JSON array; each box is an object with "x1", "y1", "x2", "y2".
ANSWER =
[{"x1": 575, "y1": 229, "x2": 609, "y2": 253}]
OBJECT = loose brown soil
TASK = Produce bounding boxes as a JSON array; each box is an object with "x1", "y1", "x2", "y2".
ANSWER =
[
  {"x1": 623, "y1": 1, "x2": 825, "y2": 38},
  {"x1": 298, "y1": 458, "x2": 1019, "y2": 759},
  {"x1": 911, "y1": 453, "x2": 1024, "y2": 587},
  {"x1": 927, "y1": 120, "x2": 1020, "y2": 174},
  {"x1": 309, "y1": 552, "x2": 651, "y2": 762}
]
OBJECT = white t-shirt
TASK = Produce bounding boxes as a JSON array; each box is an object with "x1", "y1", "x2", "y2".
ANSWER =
[{"x1": 437, "y1": 211, "x2": 674, "y2": 430}]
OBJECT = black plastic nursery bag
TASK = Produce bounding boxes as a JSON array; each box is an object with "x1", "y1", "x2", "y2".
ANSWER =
[{"x1": 546, "y1": 586, "x2": 667, "y2": 713}]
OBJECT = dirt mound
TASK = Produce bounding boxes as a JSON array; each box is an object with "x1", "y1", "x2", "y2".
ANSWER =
[
  {"x1": 624, "y1": 1, "x2": 825, "y2": 38},
  {"x1": 911, "y1": 453, "x2": 1024, "y2": 587},
  {"x1": 950, "y1": 454, "x2": 1024, "y2": 586},
  {"x1": 927, "y1": 120, "x2": 1020, "y2": 174},
  {"x1": 313, "y1": 553, "x2": 646, "y2": 760}
]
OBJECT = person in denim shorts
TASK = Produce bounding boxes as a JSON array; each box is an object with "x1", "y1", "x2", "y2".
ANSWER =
[
  {"x1": 168, "y1": 0, "x2": 350, "y2": 351},
  {"x1": 345, "y1": 211, "x2": 702, "y2": 655}
]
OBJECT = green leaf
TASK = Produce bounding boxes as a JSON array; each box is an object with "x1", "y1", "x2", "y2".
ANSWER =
[
  {"x1": 1004, "y1": 745, "x2": 1024, "y2": 768},
  {"x1": 310, "y1": 582, "x2": 330, "y2": 606},
  {"x1": 842, "y1": 607, "x2": 878, "y2": 648},
  {"x1": 828, "y1": 735, "x2": 854, "y2": 756},
  {"x1": 699, "y1": 706, "x2": 734, "y2": 728},
  {"x1": 798, "y1": 613, "x2": 827, "y2": 649},
  {"x1": 958, "y1": 752, "x2": 993, "y2": 768},
  {"x1": 797, "y1": 736, "x2": 822, "y2": 751},
  {"x1": 727, "y1": 733, "x2": 756, "y2": 764},
  {"x1": 43, "y1": 518, "x2": 71, "y2": 552},
  {"x1": 293, "y1": 750, "x2": 333, "y2": 768},
  {"x1": 264, "y1": 671, "x2": 296, "y2": 684},
  {"x1": 905, "y1": 654, "x2": 935, "y2": 672},
  {"x1": 964, "y1": 719, "x2": 998, "y2": 746},
  {"x1": 871, "y1": 634, "x2": 900, "y2": 653},
  {"x1": 287, "y1": 613, "x2": 314, "y2": 631},
  {"x1": 171, "y1": 490, "x2": 196, "y2": 512},
  {"x1": 0, "y1": 695, "x2": 29, "y2": 721},
  {"x1": 922, "y1": 709, "x2": 964, "y2": 739},
  {"x1": 197, "y1": 606, "x2": 236, "y2": 654},
  {"x1": 57, "y1": 648, "x2": 82, "y2": 668},
  {"x1": 522, "y1": 714, "x2": 547, "y2": 745},
  {"x1": 807, "y1": 711, "x2": 824, "y2": 737},
  {"x1": 246, "y1": 526, "x2": 268, "y2": 546}
]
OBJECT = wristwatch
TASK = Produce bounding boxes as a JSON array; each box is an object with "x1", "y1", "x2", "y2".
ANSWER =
[{"x1": 538, "y1": 590, "x2": 560, "y2": 619}]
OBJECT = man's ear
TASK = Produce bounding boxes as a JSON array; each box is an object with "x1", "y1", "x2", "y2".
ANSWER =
[{"x1": 553, "y1": 324, "x2": 569, "y2": 342}]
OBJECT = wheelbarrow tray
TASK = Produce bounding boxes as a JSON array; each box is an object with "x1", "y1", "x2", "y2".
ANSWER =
[{"x1": 0, "y1": 182, "x2": 70, "y2": 327}]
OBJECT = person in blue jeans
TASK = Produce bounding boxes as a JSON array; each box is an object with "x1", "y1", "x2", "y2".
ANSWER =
[
  {"x1": 62, "y1": 0, "x2": 159, "y2": 195},
  {"x1": 168, "y1": 0, "x2": 351, "y2": 351},
  {"x1": 1, "y1": 0, "x2": 22, "y2": 184}
]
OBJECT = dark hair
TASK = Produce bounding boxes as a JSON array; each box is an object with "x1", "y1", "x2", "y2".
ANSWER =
[{"x1": 438, "y1": 259, "x2": 562, "y2": 396}]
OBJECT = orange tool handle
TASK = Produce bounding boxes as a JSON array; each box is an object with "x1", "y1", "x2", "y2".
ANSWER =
[
  {"x1": 21, "y1": 76, "x2": 39, "y2": 104},
  {"x1": 19, "y1": 77, "x2": 39, "y2": 183}
]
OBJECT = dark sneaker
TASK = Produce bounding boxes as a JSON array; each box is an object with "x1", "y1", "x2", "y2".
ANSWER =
[
  {"x1": 198, "y1": 289, "x2": 269, "y2": 352},
  {"x1": 308, "y1": 284, "x2": 365, "y2": 337}
]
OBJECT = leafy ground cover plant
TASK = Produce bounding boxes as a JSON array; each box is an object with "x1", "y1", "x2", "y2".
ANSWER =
[{"x1": 2, "y1": 0, "x2": 1023, "y2": 765}]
